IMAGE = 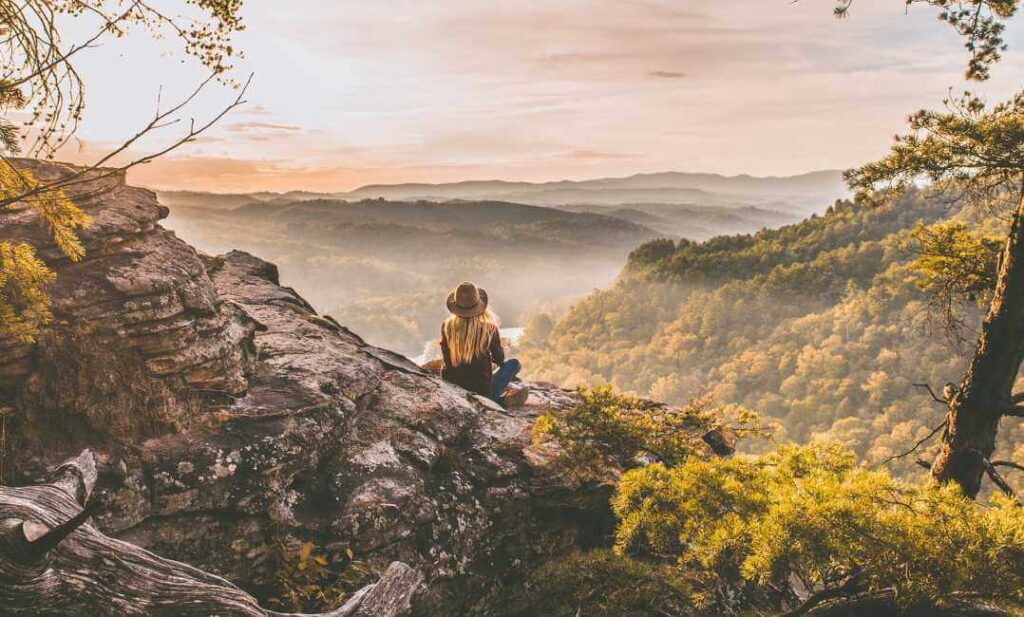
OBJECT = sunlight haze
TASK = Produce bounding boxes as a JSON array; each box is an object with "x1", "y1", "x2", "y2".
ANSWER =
[{"x1": 59, "y1": 0, "x2": 1024, "y2": 191}]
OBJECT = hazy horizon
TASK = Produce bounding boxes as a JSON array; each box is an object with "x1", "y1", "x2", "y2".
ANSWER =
[
  {"x1": 152, "y1": 167, "x2": 845, "y2": 196},
  {"x1": 46, "y1": 0, "x2": 1024, "y2": 193}
]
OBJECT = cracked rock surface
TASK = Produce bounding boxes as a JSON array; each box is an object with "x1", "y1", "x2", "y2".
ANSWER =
[{"x1": 0, "y1": 160, "x2": 731, "y2": 614}]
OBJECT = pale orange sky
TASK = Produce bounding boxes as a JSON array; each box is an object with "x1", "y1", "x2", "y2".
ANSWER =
[{"x1": 56, "y1": 0, "x2": 1024, "y2": 193}]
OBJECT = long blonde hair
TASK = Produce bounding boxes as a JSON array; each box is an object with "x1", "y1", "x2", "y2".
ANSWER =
[{"x1": 443, "y1": 309, "x2": 499, "y2": 366}]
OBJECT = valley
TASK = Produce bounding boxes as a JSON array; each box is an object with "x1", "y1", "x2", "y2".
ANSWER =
[{"x1": 160, "y1": 170, "x2": 836, "y2": 357}]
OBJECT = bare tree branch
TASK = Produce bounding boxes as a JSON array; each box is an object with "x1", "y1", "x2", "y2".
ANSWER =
[
  {"x1": 3, "y1": 1, "x2": 142, "y2": 91},
  {"x1": 991, "y1": 460, "x2": 1024, "y2": 473},
  {"x1": 980, "y1": 458, "x2": 1017, "y2": 499},
  {"x1": 0, "y1": 72, "x2": 252, "y2": 207},
  {"x1": 913, "y1": 382, "x2": 949, "y2": 405},
  {"x1": 1002, "y1": 405, "x2": 1024, "y2": 417},
  {"x1": 966, "y1": 448, "x2": 1020, "y2": 501},
  {"x1": 878, "y1": 419, "x2": 948, "y2": 468},
  {"x1": 781, "y1": 569, "x2": 868, "y2": 617}
]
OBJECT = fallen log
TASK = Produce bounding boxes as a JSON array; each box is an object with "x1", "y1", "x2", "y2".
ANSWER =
[{"x1": 0, "y1": 450, "x2": 420, "y2": 616}]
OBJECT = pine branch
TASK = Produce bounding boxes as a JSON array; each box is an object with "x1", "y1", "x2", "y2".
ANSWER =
[{"x1": 991, "y1": 460, "x2": 1024, "y2": 473}]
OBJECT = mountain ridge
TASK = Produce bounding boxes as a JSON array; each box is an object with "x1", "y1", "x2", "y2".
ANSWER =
[
  {"x1": 345, "y1": 169, "x2": 844, "y2": 194},
  {"x1": 154, "y1": 168, "x2": 846, "y2": 214},
  {"x1": 337, "y1": 170, "x2": 847, "y2": 212}
]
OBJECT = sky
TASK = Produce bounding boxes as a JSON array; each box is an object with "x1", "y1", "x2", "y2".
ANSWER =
[{"x1": 54, "y1": 0, "x2": 1024, "y2": 193}]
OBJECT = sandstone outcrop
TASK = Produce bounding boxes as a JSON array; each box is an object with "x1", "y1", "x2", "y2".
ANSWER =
[{"x1": 0, "y1": 160, "x2": 733, "y2": 614}]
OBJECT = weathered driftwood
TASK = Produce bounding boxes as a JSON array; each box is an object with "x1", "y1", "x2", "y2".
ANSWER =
[
  {"x1": 0, "y1": 450, "x2": 420, "y2": 616},
  {"x1": 331, "y1": 562, "x2": 421, "y2": 617}
]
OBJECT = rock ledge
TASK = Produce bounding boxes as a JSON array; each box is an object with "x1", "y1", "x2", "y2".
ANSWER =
[{"x1": 0, "y1": 160, "x2": 731, "y2": 614}]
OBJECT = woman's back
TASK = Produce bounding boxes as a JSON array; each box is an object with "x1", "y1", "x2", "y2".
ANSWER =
[
  {"x1": 439, "y1": 282, "x2": 524, "y2": 406},
  {"x1": 440, "y1": 311, "x2": 503, "y2": 397}
]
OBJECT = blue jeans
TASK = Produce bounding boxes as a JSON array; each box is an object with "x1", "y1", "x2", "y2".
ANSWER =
[{"x1": 490, "y1": 359, "x2": 521, "y2": 404}]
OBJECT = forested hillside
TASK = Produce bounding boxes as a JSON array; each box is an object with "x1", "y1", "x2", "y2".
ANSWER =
[{"x1": 520, "y1": 191, "x2": 1024, "y2": 477}]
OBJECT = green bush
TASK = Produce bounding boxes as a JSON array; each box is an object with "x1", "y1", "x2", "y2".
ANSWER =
[
  {"x1": 532, "y1": 386, "x2": 766, "y2": 481},
  {"x1": 612, "y1": 442, "x2": 1024, "y2": 614}
]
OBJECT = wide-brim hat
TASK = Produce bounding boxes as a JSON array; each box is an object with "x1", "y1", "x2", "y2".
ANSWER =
[{"x1": 446, "y1": 282, "x2": 488, "y2": 318}]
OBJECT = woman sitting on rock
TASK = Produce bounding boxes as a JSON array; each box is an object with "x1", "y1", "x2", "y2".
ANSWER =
[{"x1": 440, "y1": 282, "x2": 528, "y2": 407}]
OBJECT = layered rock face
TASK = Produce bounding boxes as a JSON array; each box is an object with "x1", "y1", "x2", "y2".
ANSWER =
[
  {"x1": 0, "y1": 161, "x2": 731, "y2": 614},
  {"x1": 0, "y1": 160, "x2": 257, "y2": 454}
]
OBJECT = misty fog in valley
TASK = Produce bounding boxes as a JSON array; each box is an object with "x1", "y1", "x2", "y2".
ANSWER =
[{"x1": 161, "y1": 171, "x2": 843, "y2": 358}]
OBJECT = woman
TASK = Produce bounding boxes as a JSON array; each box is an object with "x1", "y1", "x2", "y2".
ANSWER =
[{"x1": 440, "y1": 282, "x2": 528, "y2": 407}]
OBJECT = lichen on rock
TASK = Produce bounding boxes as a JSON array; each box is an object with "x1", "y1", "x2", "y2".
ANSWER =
[{"x1": 0, "y1": 160, "x2": 733, "y2": 614}]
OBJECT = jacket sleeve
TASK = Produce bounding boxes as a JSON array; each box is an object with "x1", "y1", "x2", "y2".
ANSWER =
[
  {"x1": 440, "y1": 326, "x2": 453, "y2": 368},
  {"x1": 489, "y1": 328, "x2": 505, "y2": 366}
]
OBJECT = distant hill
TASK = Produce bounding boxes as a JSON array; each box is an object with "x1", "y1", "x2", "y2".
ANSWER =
[
  {"x1": 156, "y1": 169, "x2": 847, "y2": 217},
  {"x1": 157, "y1": 190, "x2": 267, "y2": 210},
  {"x1": 337, "y1": 170, "x2": 847, "y2": 214},
  {"x1": 156, "y1": 189, "x2": 333, "y2": 210},
  {"x1": 556, "y1": 202, "x2": 798, "y2": 240},
  {"x1": 160, "y1": 189, "x2": 799, "y2": 242},
  {"x1": 228, "y1": 198, "x2": 660, "y2": 249},
  {"x1": 235, "y1": 197, "x2": 625, "y2": 226}
]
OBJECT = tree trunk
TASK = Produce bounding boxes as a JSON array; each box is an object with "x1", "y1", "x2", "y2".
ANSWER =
[{"x1": 931, "y1": 194, "x2": 1024, "y2": 498}]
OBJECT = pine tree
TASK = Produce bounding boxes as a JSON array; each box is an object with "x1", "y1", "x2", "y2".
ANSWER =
[
  {"x1": 0, "y1": 72, "x2": 90, "y2": 341},
  {"x1": 847, "y1": 92, "x2": 1024, "y2": 497},
  {"x1": 0, "y1": 167, "x2": 89, "y2": 342}
]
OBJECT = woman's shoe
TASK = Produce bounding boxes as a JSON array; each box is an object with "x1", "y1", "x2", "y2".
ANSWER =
[{"x1": 502, "y1": 384, "x2": 530, "y2": 408}]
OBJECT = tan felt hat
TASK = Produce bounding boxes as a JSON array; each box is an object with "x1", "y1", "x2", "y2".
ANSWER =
[{"x1": 446, "y1": 281, "x2": 488, "y2": 318}]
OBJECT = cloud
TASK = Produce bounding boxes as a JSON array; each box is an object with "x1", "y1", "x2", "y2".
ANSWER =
[
  {"x1": 61, "y1": 0, "x2": 1024, "y2": 189},
  {"x1": 534, "y1": 51, "x2": 628, "y2": 66},
  {"x1": 242, "y1": 104, "x2": 274, "y2": 116},
  {"x1": 225, "y1": 121, "x2": 302, "y2": 133},
  {"x1": 562, "y1": 149, "x2": 643, "y2": 161},
  {"x1": 648, "y1": 70, "x2": 686, "y2": 79}
]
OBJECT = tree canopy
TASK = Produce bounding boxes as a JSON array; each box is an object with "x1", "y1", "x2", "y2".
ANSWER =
[
  {"x1": 526, "y1": 394, "x2": 1024, "y2": 615},
  {"x1": 846, "y1": 92, "x2": 1024, "y2": 210}
]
